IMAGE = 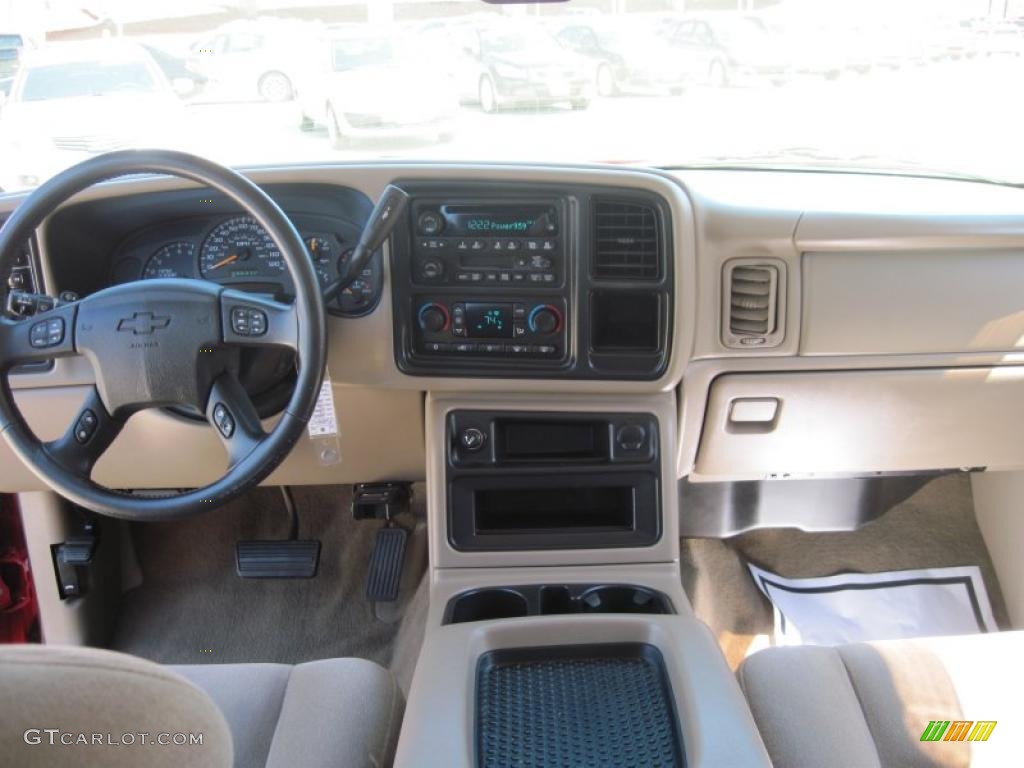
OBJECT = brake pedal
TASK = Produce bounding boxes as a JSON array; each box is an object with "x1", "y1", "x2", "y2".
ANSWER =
[
  {"x1": 366, "y1": 526, "x2": 408, "y2": 602},
  {"x1": 236, "y1": 540, "x2": 321, "y2": 579}
]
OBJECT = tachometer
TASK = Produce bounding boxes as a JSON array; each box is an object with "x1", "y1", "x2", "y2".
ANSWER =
[
  {"x1": 143, "y1": 242, "x2": 195, "y2": 279},
  {"x1": 200, "y1": 217, "x2": 284, "y2": 282}
]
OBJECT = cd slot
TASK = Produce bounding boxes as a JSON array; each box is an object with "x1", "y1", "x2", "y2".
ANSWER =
[{"x1": 460, "y1": 252, "x2": 513, "y2": 269}]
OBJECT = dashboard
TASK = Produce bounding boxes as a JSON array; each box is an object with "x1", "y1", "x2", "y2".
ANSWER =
[{"x1": 5, "y1": 162, "x2": 1024, "y2": 496}]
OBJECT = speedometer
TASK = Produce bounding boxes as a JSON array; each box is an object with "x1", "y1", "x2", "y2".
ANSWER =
[{"x1": 200, "y1": 217, "x2": 284, "y2": 282}]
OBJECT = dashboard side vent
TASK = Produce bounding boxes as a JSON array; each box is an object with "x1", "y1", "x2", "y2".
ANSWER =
[
  {"x1": 592, "y1": 200, "x2": 661, "y2": 280},
  {"x1": 722, "y1": 259, "x2": 786, "y2": 349}
]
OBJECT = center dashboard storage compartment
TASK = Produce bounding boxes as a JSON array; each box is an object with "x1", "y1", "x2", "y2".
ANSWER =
[{"x1": 447, "y1": 410, "x2": 662, "y2": 551}]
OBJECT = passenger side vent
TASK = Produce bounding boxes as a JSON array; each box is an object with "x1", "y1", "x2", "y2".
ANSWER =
[
  {"x1": 592, "y1": 200, "x2": 661, "y2": 280},
  {"x1": 722, "y1": 259, "x2": 786, "y2": 349}
]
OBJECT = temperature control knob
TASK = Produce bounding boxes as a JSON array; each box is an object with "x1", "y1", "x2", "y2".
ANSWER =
[
  {"x1": 417, "y1": 302, "x2": 450, "y2": 333},
  {"x1": 528, "y1": 305, "x2": 561, "y2": 335}
]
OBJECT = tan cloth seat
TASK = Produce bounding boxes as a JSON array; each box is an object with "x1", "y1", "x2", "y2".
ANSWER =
[
  {"x1": 0, "y1": 645, "x2": 403, "y2": 768},
  {"x1": 738, "y1": 631, "x2": 1023, "y2": 768}
]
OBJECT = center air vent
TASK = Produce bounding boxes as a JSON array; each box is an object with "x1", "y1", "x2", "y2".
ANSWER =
[
  {"x1": 722, "y1": 259, "x2": 786, "y2": 349},
  {"x1": 592, "y1": 200, "x2": 660, "y2": 280}
]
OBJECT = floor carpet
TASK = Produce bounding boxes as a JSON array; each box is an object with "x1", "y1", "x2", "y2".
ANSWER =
[
  {"x1": 111, "y1": 485, "x2": 418, "y2": 668},
  {"x1": 680, "y1": 473, "x2": 1010, "y2": 669}
]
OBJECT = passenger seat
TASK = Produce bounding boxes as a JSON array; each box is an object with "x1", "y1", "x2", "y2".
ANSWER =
[{"x1": 738, "y1": 631, "x2": 1022, "y2": 768}]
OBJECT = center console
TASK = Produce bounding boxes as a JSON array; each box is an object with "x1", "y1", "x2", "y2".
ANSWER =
[
  {"x1": 390, "y1": 182, "x2": 767, "y2": 766},
  {"x1": 446, "y1": 410, "x2": 662, "y2": 551},
  {"x1": 390, "y1": 181, "x2": 673, "y2": 380}
]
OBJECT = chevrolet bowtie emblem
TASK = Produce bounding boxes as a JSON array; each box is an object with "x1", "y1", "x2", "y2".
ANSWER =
[{"x1": 117, "y1": 311, "x2": 171, "y2": 335}]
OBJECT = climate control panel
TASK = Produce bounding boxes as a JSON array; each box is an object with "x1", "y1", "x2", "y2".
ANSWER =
[{"x1": 413, "y1": 296, "x2": 567, "y2": 360}]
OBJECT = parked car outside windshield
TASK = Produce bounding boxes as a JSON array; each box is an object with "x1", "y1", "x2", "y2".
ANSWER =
[
  {"x1": 295, "y1": 29, "x2": 458, "y2": 148},
  {"x1": 0, "y1": 41, "x2": 188, "y2": 191}
]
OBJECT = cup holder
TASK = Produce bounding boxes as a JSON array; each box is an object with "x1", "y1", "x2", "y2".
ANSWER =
[
  {"x1": 578, "y1": 585, "x2": 670, "y2": 615},
  {"x1": 448, "y1": 588, "x2": 529, "y2": 624},
  {"x1": 444, "y1": 583, "x2": 674, "y2": 625}
]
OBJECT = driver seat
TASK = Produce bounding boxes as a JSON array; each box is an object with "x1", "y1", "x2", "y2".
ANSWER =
[{"x1": 0, "y1": 644, "x2": 404, "y2": 768}]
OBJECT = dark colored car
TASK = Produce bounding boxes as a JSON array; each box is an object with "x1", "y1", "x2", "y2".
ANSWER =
[
  {"x1": 459, "y1": 22, "x2": 592, "y2": 112},
  {"x1": 555, "y1": 20, "x2": 696, "y2": 96},
  {"x1": 660, "y1": 16, "x2": 793, "y2": 87}
]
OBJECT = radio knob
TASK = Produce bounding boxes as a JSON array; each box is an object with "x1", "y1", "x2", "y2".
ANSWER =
[
  {"x1": 417, "y1": 302, "x2": 449, "y2": 333},
  {"x1": 417, "y1": 211, "x2": 444, "y2": 236},
  {"x1": 528, "y1": 305, "x2": 561, "y2": 335},
  {"x1": 422, "y1": 260, "x2": 444, "y2": 280},
  {"x1": 459, "y1": 427, "x2": 486, "y2": 452}
]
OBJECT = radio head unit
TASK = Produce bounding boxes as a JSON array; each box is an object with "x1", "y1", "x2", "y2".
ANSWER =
[
  {"x1": 416, "y1": 203, "x2": 558, "y2": 239},
  {"x1": 392, "y1": 182, "x2": 673, "y2": 380},
  {"x1": 411, "y1": 199, "x2": 564, "y2": 288}
]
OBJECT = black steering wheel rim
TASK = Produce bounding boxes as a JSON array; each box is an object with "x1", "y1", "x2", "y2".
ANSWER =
[{"x1": 0, "y1": 149, "x2": 327, "y2": 520}]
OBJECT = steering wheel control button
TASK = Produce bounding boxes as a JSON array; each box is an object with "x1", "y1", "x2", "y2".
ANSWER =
[
  {"x1": 74, "y1": 410, "x2": 98, "y2": 444},
  {"x1": 460, "y1": 427, "x2": 486, "y2": 452},
  {"x1": 230, "y1": 307, "x2": 268, "y2": 337},
  {"x1": 213, "y1": 403, "x2": 235, "y2": 438},
  {"x1": 29, "y1": 316, "x2": 65, "y2": 348}
]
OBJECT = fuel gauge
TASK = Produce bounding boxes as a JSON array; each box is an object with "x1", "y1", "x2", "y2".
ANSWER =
[
  {"x1": 305, "y1": 235, "x2": 335, "y2": 286},
  {"x1": 341, "y1": 278, "x2": 373, "y2": 309}
]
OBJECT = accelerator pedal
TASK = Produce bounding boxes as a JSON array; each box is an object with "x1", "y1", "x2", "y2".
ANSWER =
[
  {"x1": 365, "y1": 526, "x2": 408, "y2": 602},
  {"x1": 236, "y1": 540, "x2": 321, "y2": 579},
  {"x1": 353, "y1": 482, "x2": 413, "y2": 602}
]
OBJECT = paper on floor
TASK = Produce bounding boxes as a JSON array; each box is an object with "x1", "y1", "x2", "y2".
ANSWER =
[{"x1": 747, "y1": 563, "x2": 999, "y2": 647}]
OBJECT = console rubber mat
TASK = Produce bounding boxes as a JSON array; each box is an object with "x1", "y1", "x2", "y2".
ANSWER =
[{"x1": 477, "y1": 642, "x2": 684, "y2": 768}]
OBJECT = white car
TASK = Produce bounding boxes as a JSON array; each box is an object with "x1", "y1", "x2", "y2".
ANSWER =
[
  {"x1": 186, "y1": 18, "x2": 321, "y2": 103},
  {"x1": 0, "y1": 41, "x2": 191, "y2": 191},
  {"x1": 297, "y1": 29, "x2": 458, "y2": 148}
]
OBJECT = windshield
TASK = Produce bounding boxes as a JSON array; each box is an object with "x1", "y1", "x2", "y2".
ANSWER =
[
  {"x1": 479, "y1": 27, "x2": 563, "y2": 56},
  {"x1": 332, "y1": 38, "x2": 395, "y2": 70},
  {"x1": 1, "y1": 1, "x2": 1023, "y2": 193}
]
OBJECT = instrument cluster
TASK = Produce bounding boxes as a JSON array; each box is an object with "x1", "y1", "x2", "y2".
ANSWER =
[{"x1": 110, "y1": 213, "x2": 382, "y2": 316}]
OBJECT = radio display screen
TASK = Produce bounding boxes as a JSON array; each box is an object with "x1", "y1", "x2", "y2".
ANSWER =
[
  {"x1": 442, "y1": 204, "x2": 556, "y2": 237},
  {"x1": 466, "y1": 303, "x2": 513, "y2": 338}
]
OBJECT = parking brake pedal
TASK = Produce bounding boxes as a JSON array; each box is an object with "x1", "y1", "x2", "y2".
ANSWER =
[
  {"x1": 236, "y1": 487, "x2": 320, "y2": 579},
  {"x1": 354, "y1": 482, "x2": 411, "y2": 602}
]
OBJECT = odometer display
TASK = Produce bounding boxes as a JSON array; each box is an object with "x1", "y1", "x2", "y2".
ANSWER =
[
  {"x1": 143, "y1": 242, "x2": 195, "y2": 279},
  {"x1": 200, "y1": 217, "x2": 284, "y2": 282}
]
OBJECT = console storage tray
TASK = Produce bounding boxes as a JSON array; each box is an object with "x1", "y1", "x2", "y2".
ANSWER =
[{"x1": 476, "y1": 642, "x2": 684, "y2": 768}]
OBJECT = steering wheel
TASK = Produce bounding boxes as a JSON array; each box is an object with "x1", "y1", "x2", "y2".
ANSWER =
[{"x1": 0, "y1": 150, "x2": 326, "y2": 520}]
